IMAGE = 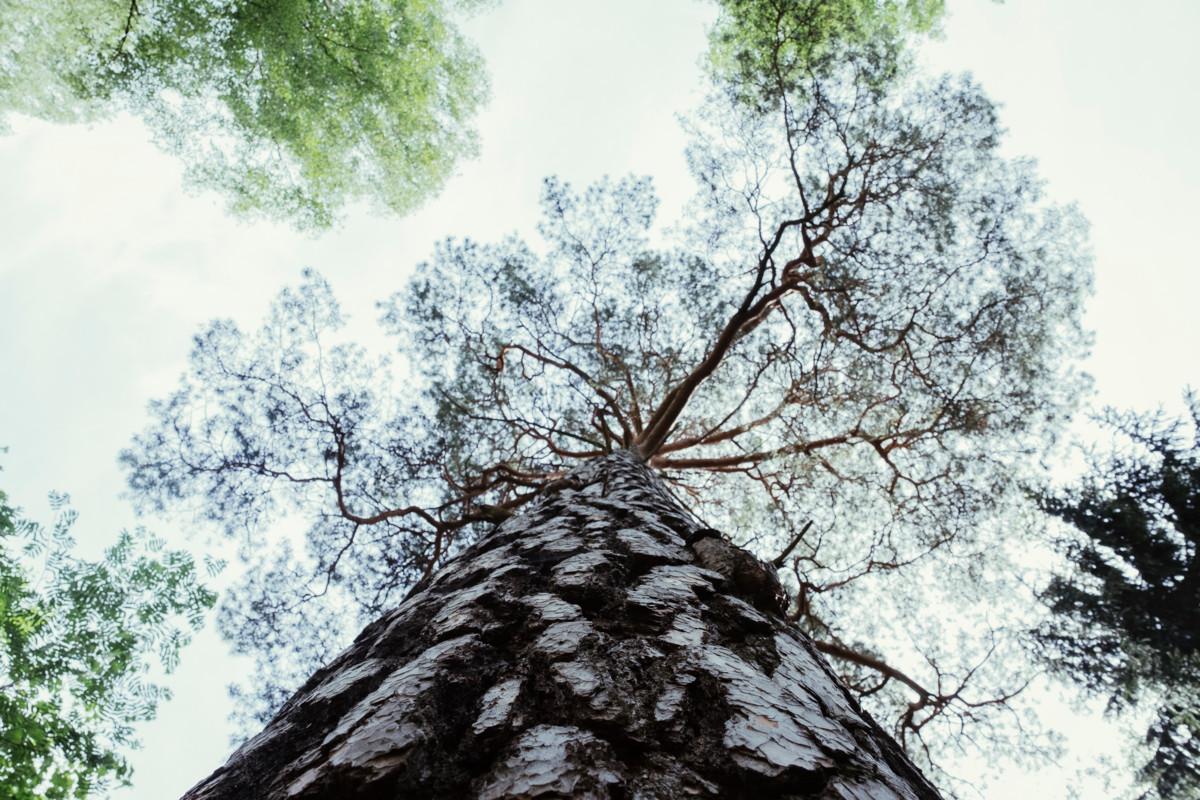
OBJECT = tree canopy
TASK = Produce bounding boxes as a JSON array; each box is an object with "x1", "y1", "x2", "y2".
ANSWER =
[
  {"x1": 0, "y1": 0, "x2": 941, "y2": 229},
  {"x1": 707, "y1": 0, "x2": 945, "y2": 110},
  {"x1": 0, "y1": 0, "x2": 488, "y2": 227},
  {"x1": 122, "y1": 2, "x2": 1092, "y2": 783},
  {"x1": 1036, "y1": 400, "x2": 1200, "y2": 799},
  {"x1": 0, "y1": 487, "x2": 215, "y2": 800}
]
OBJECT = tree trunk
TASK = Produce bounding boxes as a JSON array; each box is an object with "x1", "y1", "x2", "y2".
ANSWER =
[{"x1": 182, "y1": 452, "x2": 942, "y2": 799}]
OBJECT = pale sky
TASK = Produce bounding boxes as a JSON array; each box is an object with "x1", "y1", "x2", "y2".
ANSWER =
[{"x1": 0, "y1": 1, "x2": 1197, "y2": 798}]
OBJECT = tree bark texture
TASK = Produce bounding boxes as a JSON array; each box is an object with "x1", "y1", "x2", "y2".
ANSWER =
[{"x1": 182, "y1": 452, "x2": 942, "y2": 799}]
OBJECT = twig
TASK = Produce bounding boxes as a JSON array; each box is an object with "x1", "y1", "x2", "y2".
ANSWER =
[{"x1": 772, "y1": 519, "x2": 813, "y2": 567}]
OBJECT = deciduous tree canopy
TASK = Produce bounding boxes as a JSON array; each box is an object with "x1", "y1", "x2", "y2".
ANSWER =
[
  {"x1": 707, "y1": 0, "x2": 945, "y2": 110},
  {"x1": 122, "y1": 0, "x2": 1091, "y2": 785},
  {"x1": 0, "y1": 488, "x2": 214, "y2": 799},
  {"x1": 0, "y1": 0, "x2": 488, "y2": 227}
]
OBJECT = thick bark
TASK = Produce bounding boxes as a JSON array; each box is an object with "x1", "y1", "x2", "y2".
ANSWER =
[{"x1": 182, "y1": 452, "x2": 942, "y2": 799}]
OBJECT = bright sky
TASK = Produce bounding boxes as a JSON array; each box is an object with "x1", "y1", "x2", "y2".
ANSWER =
[{"x1": 0, "y1": 1, "x2": 1197, "y2": 798}]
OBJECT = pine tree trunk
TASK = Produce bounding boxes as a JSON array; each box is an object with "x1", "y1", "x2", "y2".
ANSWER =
[{"x1": 182, "y1": 452, "x2": 942, "y2": 799}]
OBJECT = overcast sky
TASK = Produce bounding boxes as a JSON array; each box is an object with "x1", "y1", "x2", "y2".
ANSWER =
[{"x1": 1, "y1": 1, "x2": 1197, "y2": 798}]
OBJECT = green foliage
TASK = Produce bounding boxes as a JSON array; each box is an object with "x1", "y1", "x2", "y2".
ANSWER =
[
  {"x1": 0, "y1": 488, "x2": 215, "y2": 800},
  {"x1": 707, "y1": 0, "x2": 945, "y2": 110},
  {"x1": 1037, "y1": 400, "x2": 1200, "y2": 799},
  {"x1": 0, "y1": 0, "x2": 489, "y2": 227}
]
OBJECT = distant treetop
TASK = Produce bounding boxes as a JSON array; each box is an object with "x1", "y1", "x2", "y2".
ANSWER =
[
  {"x1": 1036, "y1": 400, "x2": 1200, "y2": 799},
  {"x1": 0, "y1": 0, "x2": 490, "y2": 228},
  {"x1": 707, "y1": 0, "x2": 945, "y2": 110},
  {"x1": 0, "y1": 487, "x2": 215, "y2": 799},
  {"x1": 1, "y1": 0, "x2": 946, "y2": 229}
]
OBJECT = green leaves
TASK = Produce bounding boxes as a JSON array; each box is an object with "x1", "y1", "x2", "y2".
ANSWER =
[
  {"x1": 0, "y1": 0, "x2": 488, "y2": 228},
  {"x1": 707, "y1": 0, "x2": 945, "y2": 110},
  {"x1": 0, "y1": 489, "x2": 215, "y2": 800}
]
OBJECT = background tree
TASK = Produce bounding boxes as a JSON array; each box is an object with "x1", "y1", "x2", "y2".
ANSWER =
[
  {"x1": 0, "y1": 0, "x2": 489, "y2": 227},
  {"x1": 0, "y1": 0, "x2": 941, "y2": 230},
  {"x1": 707, "y1": 0, "x2": 945, "y2": 111},
  {"x1": 1036, "y1": 399, "x2": 1200, "y2": 799},
  {"x1": 0, "y1": 486, "x2": 215, "y2": 800},
  {"x1": 122, "y1": 0, "x2": 1091, "y2": 786}
]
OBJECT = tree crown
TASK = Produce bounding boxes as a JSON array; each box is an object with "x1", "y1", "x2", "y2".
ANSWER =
[
  {"x1": 1037, "y1": 399, "x2": 1200, "y2": 799},
  {"x1": 122, "y1": 0, "x2": 1091, "y2": 781},
  {"x1": 1, "y1": 0, "x2": 489, "y2": 227},
  {"x1": 0, "y1": 487, "x2": 215, "y2": 799}
]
